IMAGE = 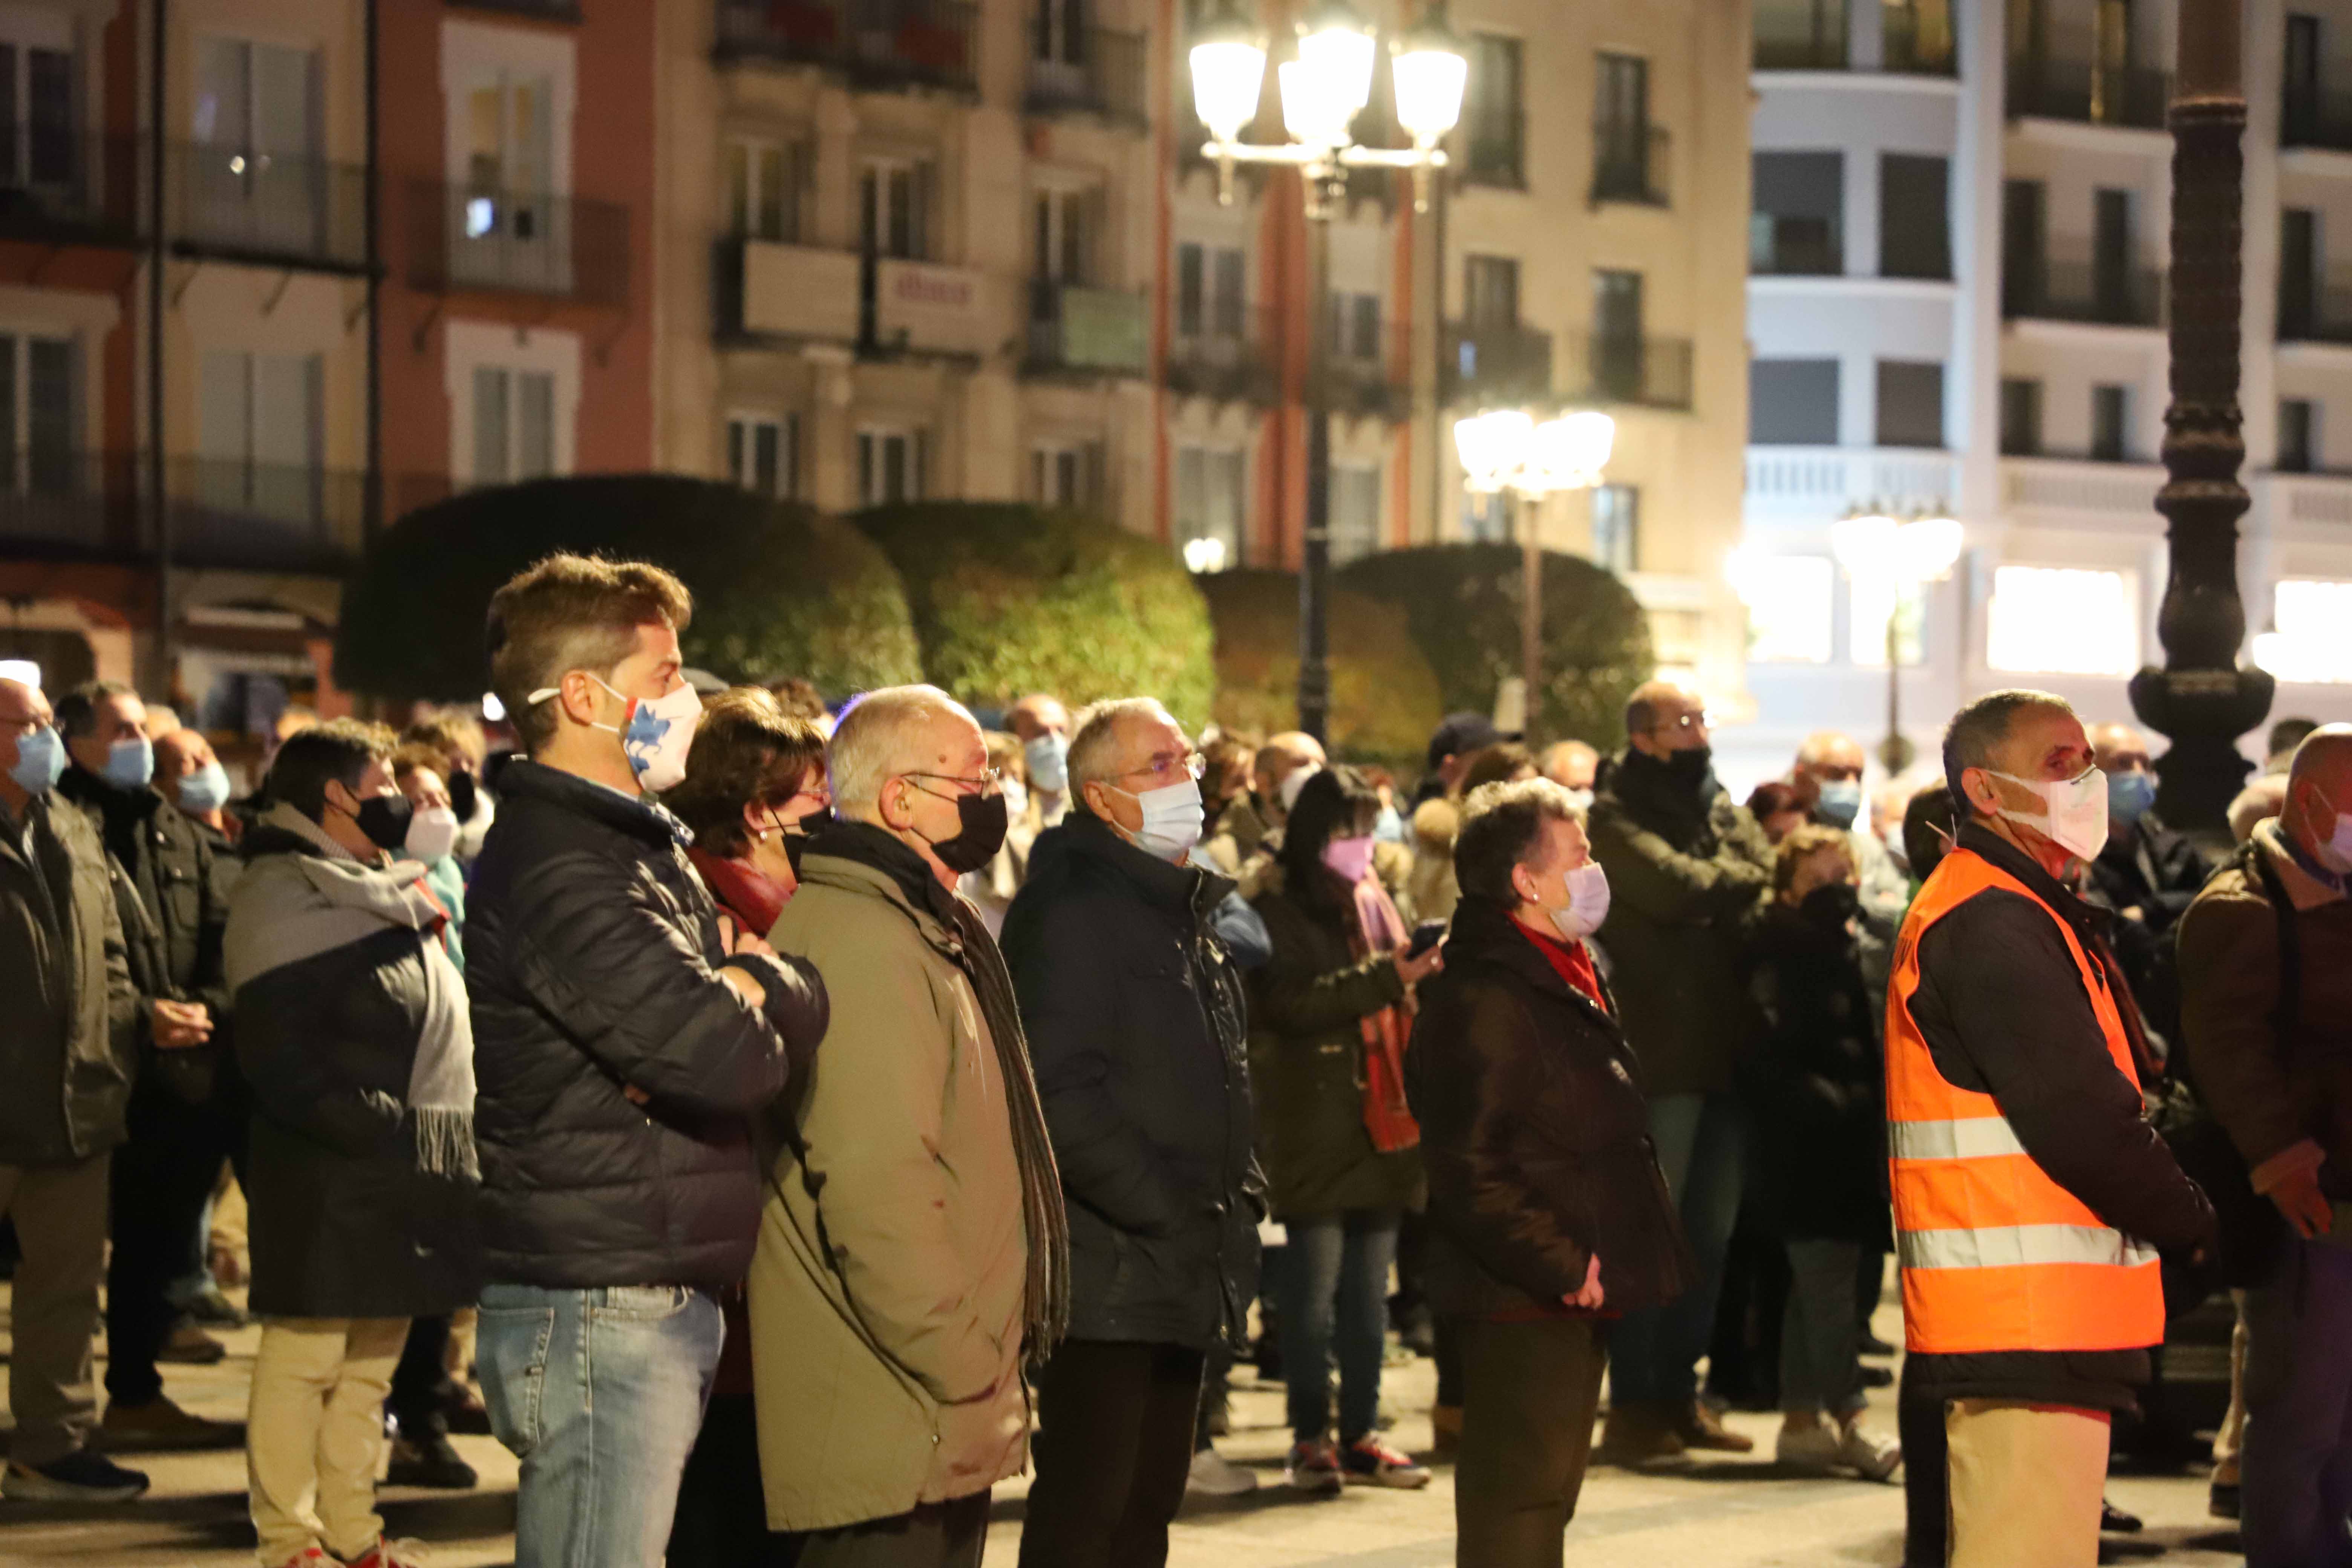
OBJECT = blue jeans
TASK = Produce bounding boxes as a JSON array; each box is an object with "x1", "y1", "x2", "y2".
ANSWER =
[
  {"x1": 2243, "y1": 1240, "x2": 2352, "y2": 1568},
  {"x1": 1278, "y1": 1212, "x2": 1398, "y2": 1444},
  {"x1": 478, "y1": 1283, "x2": 724, "y2": 1568},
  {"x1": 1606, "y1": 1091, "x2": 1746, "y2": 1407}
]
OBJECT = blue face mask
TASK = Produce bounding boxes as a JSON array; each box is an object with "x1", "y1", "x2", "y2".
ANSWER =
[
  {"x1": 9, "y1": 724, "x2": 65, "y2": 796},
  {"x1": 1373, "y1": 802, "x2": 1408, "y2": 844},
  {"x1": 1025, "y1": 732, "x2": 1069, "y2": 794},
  {"x1": 2107, "y1": 768, "x2": 2157, "y2": 829},
  {"x1": 1816, "y1": 778, "x2": 1864, "y2": 830},
  {"x1": 102, "y1": 734, "x2": 154, "y2": 790},
  {"x1": 176, "y1": 759, "x2": 231, "y2": 815}
]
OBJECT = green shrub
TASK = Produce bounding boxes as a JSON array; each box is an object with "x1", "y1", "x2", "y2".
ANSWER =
[
  {"x1": 1194, "y1": 569, "x2": 1444, "y2": 761},
  {"x1": 853, "y1": 502, "x2": 1215, "y2": 728},
  {"x1": 1336, "y1": 543, "x2": 1654, "y2": 747},
  {"x1": 334, "y1": 475, "x2": 922, "y2": 701}
]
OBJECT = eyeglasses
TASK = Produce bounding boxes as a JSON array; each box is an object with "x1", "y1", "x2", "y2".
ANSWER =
[
  {"x1": 1120, "y1": 750, "x2": 1207, "y2": 786},
  {"x1": 1650, "y1": 712, "x2": 1709, "y2": 735},
  {"x1": 902, "y1": 767, "x2": 1002, "y2": 799}
]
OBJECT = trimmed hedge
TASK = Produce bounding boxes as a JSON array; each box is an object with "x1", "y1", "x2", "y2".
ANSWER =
[
  {"x1": 1336, "y1": 543, "x2": 1654, "y2": 747},
  {"x1": 1195, "y1": 569, "x2": 1444, "y2": 761},
  {"x1": 334, "y1": 475, "x2": 923, "y2": 701},
  {"x1": 853, "y1": 502, "x2": 1216, "y2": 729}
]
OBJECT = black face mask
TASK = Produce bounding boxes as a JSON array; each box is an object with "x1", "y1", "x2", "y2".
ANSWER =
[
  {"x1": 351, "y1": 793, "x2": 414, "y2": 854},
  {"x1": 447, "y1": 768, "x2": 477, "y2": 823},
  {"x1": 782, "y1": 807, "x2": 834, "y2": 877},
  {"x1": 920, "y1": 790, "x2": 1010, "y2": 875},
  {"x1": 1799, "y1": 881, "x2": 1860, "y2": 931},
  {"x1": 1664, "y1": 745, "x2": 1713, "y2": 787}
]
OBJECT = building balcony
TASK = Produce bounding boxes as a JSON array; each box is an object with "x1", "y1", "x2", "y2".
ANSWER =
[
  {"x1": 872, "y1": 256, "x2": 1002, "y2": 358},
  {"x1": 1024, "y1": 280, "x2": 1147, "y2": 375},
  {"x1": 0, "y1": 452, "x2": 358, "y2": 572},
  {"x1": 1025, "y1": 21, "x2": 1147, "y2": 124},
  {"x1": 715, "y1": 0, "x2": 978, "y2": 95},
  {"x1": 408, "y1": 181, "x2": 629, "y2": 306},
  {"x1": 0, "y1": 132, "x2": 142, "y2": 250},
  {"x1": 725, "y1": 236, "x2": 863, "y2": 341},
  {"x1": 1443, "y1": 322, "x2": 1553, "y2": 407},
  {"x1": 173, "y1": 142, "x2": 368, "y2": 274},
  {"x1": 1563, "y1": 329, "x2": 1694, "y2": 410},
  {"x1": 1591, "y1": 124, "x2": 1668, "y2": 207},
  {"x1": 1166, "y1": 309, "x2": 1277, "y2": 404},
  {"x1": 2002, "y1": 259, "x2": 2165, "y2": 327},
  {"x1": 1308, "y1": 318, "x2": 1414, "y2": 422},
  {"x1": 2006, "y1": 57, "x2": 2170, "y2": 130},
  {"x1": 1753, "y1": 3, "x2": 1956, "y2": 75},
  {"x1": 1743, "y1": 444, "x2": 1960, "y2": 519}
]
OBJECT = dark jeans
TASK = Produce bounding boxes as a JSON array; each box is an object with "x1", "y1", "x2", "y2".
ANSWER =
[
  {"x1": 1020, "y1": 1340, "x2": 1205, "y2": 1568},
  {"x1": 1898, "y1": 1358, "x2": 1949, "y2": 1568},
  {"x1": 1780, "y1": 1239, "x2": 1865, "y2": 1418},
  {"x1": 1455, "y1": 1316, "x2": 1607, "y2": 1568},
  {"x1": 1278, "y1": 1211, "x2": 1399, "y2": 1443},
  {"x1": 104, "y1": 1084, "x2": 242, "y2": 1406},
  {"x1": 2243, "y1": 1239, "x2": 2352, "y2": 1568},
  {"x1": 783, "y1": 1493, "x2": 989, "y2": 1568},
  {"x1": 672, "y1": 1391, "x2": 791, "y2": 1566},
  {"x1": 389, "y1": 1314, "x2": 455, "y2": 1439},
  {"x1": 1610, "y1": 1092, "x2": 1746, "y2": 1407}
]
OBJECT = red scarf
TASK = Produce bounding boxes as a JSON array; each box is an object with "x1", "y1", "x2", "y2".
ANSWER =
[
  {"x1": 688, "y1": 846, "x2": 789, "y2": 939},
  {"x1": 1516, "y1": 919, "x2": 1606, "y2": 1012},
  {"x1": 1343, "y1": 873, "x2": 1421, "y2": 1153}
]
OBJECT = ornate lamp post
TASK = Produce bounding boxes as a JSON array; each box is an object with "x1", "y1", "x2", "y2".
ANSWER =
[
  {"x1": 2129, "y1": 0, "x2": 2272, "y2": 833},
  {"x1": 1189, "y1": 0, "x2": 1467, "y2": 743},
  {"x1": 1828, "y1": 509, "x2": 1962, "y2": 774},
  {"x1": 1452, "y1": 408, "x2": 1615, "y2": 723}
]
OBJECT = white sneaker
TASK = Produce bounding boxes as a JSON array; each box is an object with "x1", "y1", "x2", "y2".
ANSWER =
[
  {"x1": 1187, "y1": 1445, "x2": 1259, "y2": 1496},
  {"x1": 1834, "y1": 1421, "x2": 1902, "y2": 1482},
  {"x1": 1774, "y1": 1423, "x2": 1840, "y2": 1473}
]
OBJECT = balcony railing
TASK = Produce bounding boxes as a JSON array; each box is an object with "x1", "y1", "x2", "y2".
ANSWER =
[
  {"x1": 1444, "y1": 322, "x2": 1553, "y2": 406},
  {"x1": 408, "y1": 181, "x2": 629, "y2": 306},
  {"x1": 715, "y1": 0, "x2": 978, "y2": 94},
  {"x1": 0, "y1": 131, "x2": 142, "y2": 248},
  {"x1": 1563, "y1": 329, "x2": 1694, "y2": 410},
  {"x1": 1882, "y1": 8, "x2": 1958, "y2": 75},
  {"x1": 1461, "y1": 103, "x2": 1524, "y2": 187},
  {"x1": 1751, "y1": 217, "x2": 1841, "y2": 276},
  {"x1": 1591, "y1": 123, "x2": 1668, "y2": 206},
  {"x1": 2007, "y1": 56, "x2": 2170, "y2": 129},
  {"x1": 1025, "y1": 21, "x2": 1147, "y2": 123},
  {"x1": 2282, "y1": 88, "x2": 2352, "y2": 152},
  {"x1": 1309, "y1": 318, "x2": 1414, "y2": 421},
  {"x1": 449, "y1": 0, "x2": 583, "y2": 19},
  {"x1": 2003, "y1": 258, "x2": 2165, "y2": 326},
  {"x1": 174, "y1": 142, "x2": 367, "y2": 273},
  {"x1": 1024, "y1": 280, "x2": 1148, "y2": 375},
  {"x1": 1166, "y1": 308, "x2": 1277, "y2": 404},
  {"x1": 0, "y1": 452, "x2": 359, "y2": 570}
]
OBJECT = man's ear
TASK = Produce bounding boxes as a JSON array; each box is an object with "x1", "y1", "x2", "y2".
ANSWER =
[{"x1": 556, "y1": 669, "x2": 605, "y2": 729}]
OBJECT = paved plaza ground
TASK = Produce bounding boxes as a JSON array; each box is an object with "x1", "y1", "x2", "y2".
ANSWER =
[{"x1": 0, "y1": 1287, "x2": 2250, "y2": 1567}]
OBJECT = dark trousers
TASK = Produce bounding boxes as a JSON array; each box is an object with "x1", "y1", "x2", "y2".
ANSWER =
[
  {"x1": 389, "y1": 1314, "x2": 454, "y2": 1439},
  {"x1": 104, "y1": 1085, "x2": 240, "y2": 1406},
  {"x1": 1018, "y1": 1340, "x2": 1205, "y2": 1568},
  {"x1": 671, "y1": 1391, "x2": 790, "y2": 1566},
  {"x1": 1454, "y1": 1316, "x2": 1607, "y2": 1568},
  {"x1": 783, "y1": 1492, "x2": 989, "y2": 1568},
  {"x1": 1898, "y1": 1358, "x2": 1949, "y2": 1568}
]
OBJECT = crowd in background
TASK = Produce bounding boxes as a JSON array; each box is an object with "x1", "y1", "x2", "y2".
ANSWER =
[{"x1": 2, "y1": 552, "x2": 2349, "y2": 1568}]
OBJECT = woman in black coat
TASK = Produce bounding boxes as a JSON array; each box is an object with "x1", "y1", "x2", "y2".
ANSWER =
[
  {"x1": 1405, "y1": 777, "x2": 1692, "y2": 1568},
  {"x1": 1741, "y1": 825, "x2": 1900, "y2": 1482}
]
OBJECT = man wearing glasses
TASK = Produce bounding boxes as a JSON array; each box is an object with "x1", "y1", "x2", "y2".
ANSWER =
[
  {"x1": 757, "y1": 684, "x2": 1069, "y2": 1568},
  {"x1": 1586, "y1": 679, "x2": 1776, "y2": 1465},
  {"x1": 1001, "y1": 700, "x2": 1260, "y2": 1567}
]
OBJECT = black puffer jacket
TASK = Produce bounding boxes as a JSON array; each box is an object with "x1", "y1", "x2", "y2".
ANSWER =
[
  {"x1": 467, "y1": 761, "x2": 827, "y2": 1288},
  {"x1": 1406, "y1": 898, "x2": 1694, "y2": 1318},
  {"x1": 1002, "y1": 815, "x2": 1262, "y2": 1351}
]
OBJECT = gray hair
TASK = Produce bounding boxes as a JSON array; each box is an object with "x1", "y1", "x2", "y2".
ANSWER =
[
  {"x1": 1455, "y1": 777, "x2": 1587, "y2": 905},
  {"x1": 1941, "y1": 688, "x2": 2074, "y2": 808},
  {"x1": 1068, "y1": 698, "x2": 1179, "y2": 799},
  {"x1": 826, "y1": 684, "x2": 975, "y2": 815}
]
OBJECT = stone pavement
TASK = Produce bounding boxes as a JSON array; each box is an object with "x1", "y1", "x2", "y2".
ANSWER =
[{"x1": 0, "y1": 1287, "x2": 2250, "y2": 1566}]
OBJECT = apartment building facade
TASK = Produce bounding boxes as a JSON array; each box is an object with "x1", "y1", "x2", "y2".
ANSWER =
[
  {"x1": 0, "y1": 0, "x2": 657, "y2": 743},
  {"x1": 1727, "y1": 0, "x2": 2352, "y2": 792}
]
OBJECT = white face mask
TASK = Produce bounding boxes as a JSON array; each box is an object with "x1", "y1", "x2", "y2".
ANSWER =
[
  {"x1": 2309, "y1": 784, "x2": 2352, "y2": 874},
  {"x1": 1546, "y1": 861, "x2": 1612, "y2": 940},
  {"x1": 528, "y1": 674, "x2": 704, "y2": 794},
  {"x1": 405, "y1": 805, "x2": 461, "y2": 864},
  {"x1": 1112, "y1": 777, "x2": 1205, "y2": 862},
  {"x1": 1985, "y1": 765, "x2": 2109, "y2": 862}
]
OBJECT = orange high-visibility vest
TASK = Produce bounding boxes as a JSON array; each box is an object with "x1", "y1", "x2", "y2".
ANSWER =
[{"x1": 1885, "y1": 847, "x2": 2165, "y2": 1356}]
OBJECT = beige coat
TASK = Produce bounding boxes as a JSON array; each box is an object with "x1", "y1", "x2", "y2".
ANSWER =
[{"x1": 752, "y1": 850, "x2": 1031, "y2": 1532}]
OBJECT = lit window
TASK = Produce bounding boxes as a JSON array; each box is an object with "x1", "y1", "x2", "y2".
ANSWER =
[
  {"x1": 1730, "y1": 553, "x2": 1834, "y2": 663},
  {"x1": 1986, "y1": 566, "x2": 2138, "y2": 675},
  {"x1": 2255, "y1": 579, "x2": 2352, "y2": 683}
]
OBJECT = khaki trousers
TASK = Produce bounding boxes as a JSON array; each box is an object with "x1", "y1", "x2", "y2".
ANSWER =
[
  {"x1": 247, "y1": 1316, "x2": 409, "y2": 1565},
  {"x1": 1945, "y1": 1399, "x2": 2111, "y2": 1568},
  {"x1": 0, "y1": 1153, "x2": 110, "y2": 1467}
]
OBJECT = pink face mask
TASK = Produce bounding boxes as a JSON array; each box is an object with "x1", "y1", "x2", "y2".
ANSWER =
[{"x1": 1321, "y1": 834, "x2": 1377, "y2": 885}]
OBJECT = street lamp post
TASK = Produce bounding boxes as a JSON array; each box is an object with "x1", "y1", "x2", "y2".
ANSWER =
[
  {"x1": 1189, "y1": 0, "x2": 1467, "y2": 744},
  {"x1": 2129, "y1": 0, "x2": 2272, "y2": 833},
  {"x1": 1453, "y1": 408, "x2": 1615, "y2": 724},
  {"x1": 1827, "y1": 509, "x2": 1962, "y2": 775}
]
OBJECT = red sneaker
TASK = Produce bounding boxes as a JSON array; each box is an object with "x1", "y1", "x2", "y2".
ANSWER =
[
  {"x1": 1340, "y1": 1435, "x2": 1432, "y2": 1488},
  {"x1": 345, "y1": 1540, "x2": 430, "y2": 1568},
  {"x1": 266, "y1": 1551, "x2": 332, "y2": 1568},
  {"x1": 1283, "y1": 1437, "x2": 1342, "y2": 1494}
]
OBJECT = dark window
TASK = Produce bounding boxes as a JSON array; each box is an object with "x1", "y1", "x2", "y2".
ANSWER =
[
  {"x1": 2283, "y1": 208, "x2": 2319, "y2": 338},
  {"x1": 1755, "y1": 0, "x2": 1847, "y2": 69},
  {"x1": 2281, "y1": 398, "x2": 2317, "y2": 472},
  {"x1": 1465, "y1": 35, "x2": 1524, "y2": 186},
  {"x1": 2001, "y1": 178, "x2": 2045, "y2": 314},
  {"x1": 1884, "y1": 0, "x2": 1956, "y2": 73},
  {"x1": 1749, "y1": 358, "x2": 1839, "y2": 444},
  {"x1": 1594, "y1": 270, "x2": 1644, "y2": 399},
  {"x1": 2093, "y1": 187, "x2": 2134, "y2": 319},
  {"x1": 1176, "y1": 243, "x2": 1204, "y2": 336},
  {"x1": 1594, "y1": 53, "x2": 1653, "y2": 201},
  {"x1": 1879, "y1": 153, "x2": 1950, "y2": 279},
  {"x1": 1999, "y1": 377, "x2": 2042, "y2": 455},
  {"x1": 1465, "y1": 254, "x2": 1520, "y2": 327},
  {"x1": 1875, "y1": 360, "x2": 1944, "y2": 448},
  {"x1": 1591, "y1": 484, "x2": 1638, "y2": 573},
  {"x1": 2286, "y1": 14, "x2": 2321, "y2": 143},
  {"x1": 2090, "y1": 384, "x2": 2130, "y2": 460},
  {"x1": 1211, "y1": 247, "x2": 1245, "y2": 335},
  {"x1": 1751, "y1": 151, "x2": 1842, "y2": 274}
]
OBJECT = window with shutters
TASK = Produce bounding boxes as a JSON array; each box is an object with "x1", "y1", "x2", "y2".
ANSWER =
[
  {"x1": 1176, "y1": 241, "x2": 1246, "y2": 338},
  {"x1": 472, "y1": 366, "x2": 555, "y2": 486},
  {"x1": 190, "y1": 37, "x2": 323, "y2": 253},
  {"x1": 1031, "y1": 441, "x2": 1105, "y2": 509},
  {"x1": 1999, "y1": 378, "x2": 2043, "y2": 456},
  {"x1": 198, "y1": 349, "x2": 323, "y2": 523},
  {"x1": 1879, "y1": 153, "x2": 1950, "y2": 279},
  {"x1": 1034, "y1": 186, "x2": 1101, "y2": 284},
  {"x1": 1464, "y1": 35, "x2": 1524, "y2": 186},
  {"x1": 1590, "y1": 484, "x2": 1638, "y2": 573},
  {"x1": 1751, "y1": 152, "x2": 1842, "y2": 275},
  {"x1": 859, "y1": 157, "x2": 933, "y2": 260},
  {"x1": 0, "y1": 330, "x2": 74, "y2": 495},
  {"x1": 0, "y1": 10, "x2": 76, "y2": 193},
  {"x1": 1175, "y1": 444, "x2": 1246, "y2": 569},
  {"x1": 1875, "y1": 360, "x2": 1944, "y2": 448},
  {"x1": 2281, "y1": 398, "x2": 2317, "y2": 473},
  {"x1": 1749, "y1": 359, "x2": 1839, "y2": 444},
  {"x1": 1331, "y1": 463, "x2": 1380, "y2": 564},
  {"x1": 728, "y1": 412, "x2": 798, "y2": 499},
  {"x1": 859, "y1": 427, "x2": 928, "y2": 505},
  {"x1": 728, "y1": 138, "x2": 810, "y2": 243}
]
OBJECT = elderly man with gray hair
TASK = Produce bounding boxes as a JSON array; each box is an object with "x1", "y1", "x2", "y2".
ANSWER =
[
  {"x1": 755, "y1": 684, "x2": 1069, "y2": 1568},
  {"x1": 1001, "y1": 698, "x2": 1260, "y2": 1568}
]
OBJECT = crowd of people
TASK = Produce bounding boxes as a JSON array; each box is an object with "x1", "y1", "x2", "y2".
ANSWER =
[{"x1": 0, "y1": 548, "x2": 2346, "y2": 1568}]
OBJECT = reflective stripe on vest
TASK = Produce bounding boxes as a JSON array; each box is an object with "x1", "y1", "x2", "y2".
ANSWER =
[{"x1": 1885, "y1": 847, "x2": 2167, "y2": 1356}]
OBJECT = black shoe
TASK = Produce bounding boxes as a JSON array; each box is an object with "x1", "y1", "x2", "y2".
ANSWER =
[
  {"x1": 2210, "y1": 1481, "x2": 2241, "y2": 1520},
  {"x1": 184, "y1": 1288, "x2": 249, "y2": 1329},
  {"x1": 1859, "y1": 1331, "x2": 1897, "y2": 1357},
  {"x1": 385, "y1": 1433, "x2": 477, "y2": 1491},
  {"x1": 2099, "y1": 1499, "x2": 2143, "y2": 1534},
  {"x1": 1860, "y1": 1364, "x2": 1894, "y2": 1388},
  {"x1": 3, "y1": 1450, "x2": 150, "y2": 1502}
]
